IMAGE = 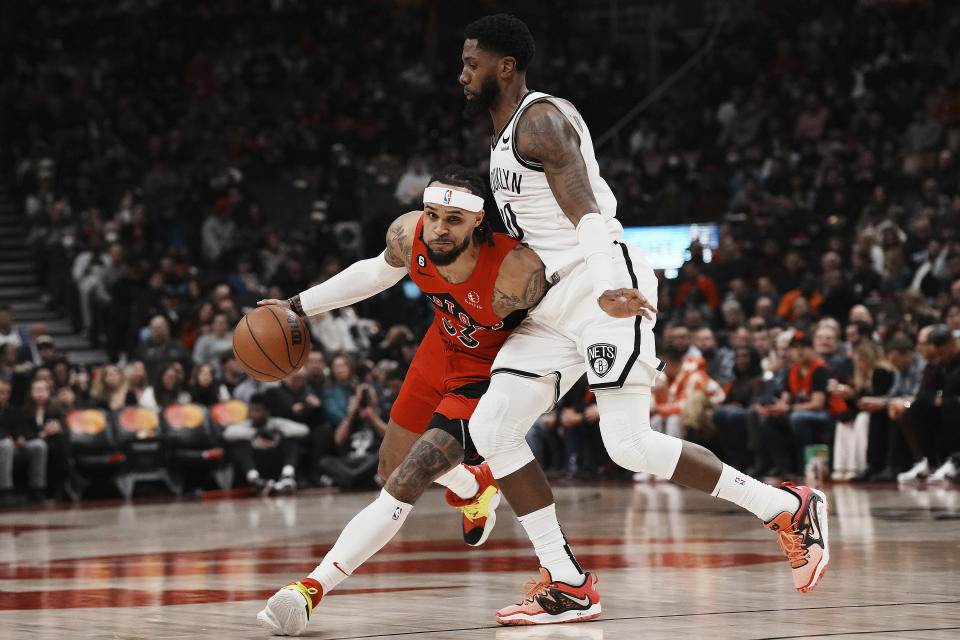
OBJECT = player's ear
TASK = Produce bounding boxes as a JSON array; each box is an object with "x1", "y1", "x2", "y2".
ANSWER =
[
  {"x1": 499, "y1": 57, "x2": 516, "y2": 77},
  {"x1": 475, "y1": 209, "x2": 484, "y2": 229}
]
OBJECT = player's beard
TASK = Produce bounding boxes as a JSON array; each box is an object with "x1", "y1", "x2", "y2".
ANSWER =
[
  {"x1": 425, "y1": 234, "x2": 472, "y2": 266},
  {"x1": 463, "y1": 75, "x2": 500, "y2": 119}
]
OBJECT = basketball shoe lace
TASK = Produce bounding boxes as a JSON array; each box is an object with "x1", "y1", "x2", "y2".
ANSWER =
[
  {"x1": 520, "y1": 571, "x2": 553, "y2": 604},
  {"x1": 774, "y1": 524, "x2": 807, "y2": 568}
]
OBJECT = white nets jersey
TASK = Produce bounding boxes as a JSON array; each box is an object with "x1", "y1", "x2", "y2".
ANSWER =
[{"x1": 489, "y1": 91, "x2": 623, "y2": 280}]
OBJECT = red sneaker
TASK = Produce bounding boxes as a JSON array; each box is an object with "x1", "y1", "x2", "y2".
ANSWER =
[
  {"x1": 495, "y1": 568, "x2": 601, "y2": 625},
  {"x1": 257, "y1": 577, "x2": 323, "y2": 636},
  {"x1": 764, "y1": 483, "x2": 830, "y2": 593},
  {"x1": 445, "y1": 462, "x2": 501, "y2": 546}
]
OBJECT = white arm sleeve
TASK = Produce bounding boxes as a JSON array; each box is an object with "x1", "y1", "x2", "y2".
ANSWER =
[
  {"x1": 299, "y1": 251, "x2": 407, "y2": 316},
  {"x1": 576, "y1": 213, "x2": 615, "y2": 298}
]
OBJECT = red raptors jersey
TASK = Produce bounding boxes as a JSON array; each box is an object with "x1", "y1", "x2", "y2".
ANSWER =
[{"x1": 409, "y1": 215, "x2": 526, "y2": 359}]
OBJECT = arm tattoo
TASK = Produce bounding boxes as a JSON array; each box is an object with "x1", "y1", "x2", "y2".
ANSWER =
[
  {"x1": 515, "y1": 104, "x2": 598, "y2": 222},
  {"x1": 384, "y1": 218, "x2": 412, "y2": 268},
  {"x1": 492, "y1": 285, "x2": 524, "y2": 314},
  {"x1": 385, "y1": 429, "x2": 465, "y2": 504},
  {"x1": 492, "y1": 246, "x2": 547, "y2": 316},
  {"x1": 522, "y1": 268, "x2": 547, "y2": 307}
]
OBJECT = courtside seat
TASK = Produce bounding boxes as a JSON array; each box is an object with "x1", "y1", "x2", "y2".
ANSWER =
[
  {"x1": 163, "y1": 403, "x2": 233, "y2": 490},
  {"x1": 112, "y1": 407, "x2": 179, "y2": 498},
  {"x1": 65, "y1": 409, "x2": 127, "y2": 499}
]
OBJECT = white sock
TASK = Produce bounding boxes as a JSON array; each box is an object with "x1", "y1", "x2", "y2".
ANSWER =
[
  {"x1": 246, "y1": 469, "x2": 260, "y2": 483},
  {"x1": 433, "y1": 464, "x2": 479, "y2": 500},
  {"x1": 711, "y1": 464, "x2": 801, "y2": 522},
  {"x1": 518, "y1": 504, "x2": 585, "y2": 586},
  {"x1": 307, "y1": 489, "x2": 412, "y2": 594},
  {"x1": 281, "y1": 464, "x2": 295, "y2": 478}
]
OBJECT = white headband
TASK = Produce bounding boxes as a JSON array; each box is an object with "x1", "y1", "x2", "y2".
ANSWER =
[{"x1": 423, "y1": 186, "x2": 484, "y2": 212}]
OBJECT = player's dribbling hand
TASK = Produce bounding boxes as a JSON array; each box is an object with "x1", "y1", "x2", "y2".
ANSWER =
[
  {"x1": 597, "y1": 288, "x2": 657, "y2": 319},
  {"x1": 257, "y1": 299, "x2": 291, "y2": 310}
]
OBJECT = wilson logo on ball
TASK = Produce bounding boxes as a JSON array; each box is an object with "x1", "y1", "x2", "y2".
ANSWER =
[{"x1": 285, "y1": 312, "x2": 303, "y2": 346}]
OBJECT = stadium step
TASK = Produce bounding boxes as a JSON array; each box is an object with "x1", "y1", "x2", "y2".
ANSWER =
[
  {"x1": 0, "y1": 270, "x2": 37, "y2": 283},
  {"x1": 0, "y1": 191, "x2": 102, "y2": 367},
  {"x1": 13, "y1": 309, "x2": 62, "y2": 323},
  {"x1": 0, "y1": 286, "x2": 41, "y2": 300},
  {"x1": 0, "y1": 261, "x2": 33, "y2": 273},
  {"x1": 0, "y1": 237, "x2": 28, "y2": 250},
  {"x1": 0, "y1": 249, "x2": 33, "y2": 261},
  {"x1": 66, "y1": 348, "x2": 111, "y2": 367}
]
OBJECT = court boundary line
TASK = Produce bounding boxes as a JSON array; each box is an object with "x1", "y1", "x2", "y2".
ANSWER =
[
  {"x1": 756, "y1": 626, "x2": 960, "y2": 639},
  {"x1": 317, "y1": 600, "x2": 960, "y2": 640}
]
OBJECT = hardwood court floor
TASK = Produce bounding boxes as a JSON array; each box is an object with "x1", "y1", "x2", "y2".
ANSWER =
[{"x1": 1, "y1": 481, "x2": 959, "y2": 639}]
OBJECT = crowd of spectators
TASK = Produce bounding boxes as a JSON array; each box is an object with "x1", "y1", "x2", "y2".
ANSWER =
[{"x1": 3, "y1": 1, "x2": 960, "y2": 502}]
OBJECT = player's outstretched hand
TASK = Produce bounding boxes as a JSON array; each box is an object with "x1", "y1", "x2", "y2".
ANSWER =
[
  {"x1": 257, "y1": 298, "x2": 292, "y2": 310},
  {"x1": 597, "y1": 288, "x2": 657, "y2": 319}
]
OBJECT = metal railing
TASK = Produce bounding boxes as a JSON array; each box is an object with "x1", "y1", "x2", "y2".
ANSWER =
[{"x1": 594, "y1": 6, "x2": 730, "y2": 153}]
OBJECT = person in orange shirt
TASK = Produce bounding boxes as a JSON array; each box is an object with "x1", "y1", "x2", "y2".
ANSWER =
[
  {"x1": 652, "y1": 346, "x2": 726, "y2": 439},
  {"x1": 759, "y1": 331, "x2": 845, "y2": 477},
  {"x1": 777, "y1": 275, "x2": 823, "y2": 321},
  {"x1": 674, "y1": 261, "x2": 719, "y2": 310}
]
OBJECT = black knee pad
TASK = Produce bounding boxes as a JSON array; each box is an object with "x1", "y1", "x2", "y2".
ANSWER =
[{"x1": 426, "y1": 413, "x2": 482, "y2": 464}]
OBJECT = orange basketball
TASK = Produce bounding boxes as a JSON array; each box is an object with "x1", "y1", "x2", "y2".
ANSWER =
[{"x1": 232, "y1": 306, "x2": 310, "y2": 382}]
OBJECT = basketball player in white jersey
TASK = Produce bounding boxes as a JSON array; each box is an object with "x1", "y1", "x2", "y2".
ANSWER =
[{"x1": 458, "y1": 14, "x2": 830, "y2": 625}]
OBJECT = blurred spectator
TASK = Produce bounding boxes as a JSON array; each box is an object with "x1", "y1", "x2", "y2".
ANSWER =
[
  {"x1": 89, "y1": 364, "x2": 137, "y2": 411},
  {"x1": 0, "y1": 379, "x2": 33, "y2": 504},
  {"x1": 138, "y1": 316, "x2": 192, "y2": 379},
  {"x1": 192, "y1": 312, "x2": 233, "y2": 374},
  {"x1": 124, "y1": 361, "x2": 150, "y2": 406},
  {"x1": 652, "y1": 347, "x2": 725, "y2": 439},
  {"x1": 315, "y1": 354, "x2": 387, "y2": 488},
  {"x1": 219, "y1": 354, "x2": 249, "y2": 396},
  {"x1": 694, "y1": 327, "x2": 735, "y2": 385},
  {"x1": 554, "y1": 376, "x2": 603, "y2": 479},
  {"x1": 0, "y1": 307, "x2": 32, "y2": 363},
  {"x1": 759, "y1": 331, "x2": 844, "y2": 479},
  {"x1": 140, "y1": 363, "x2": 191, "y2": 411},
  {"x1": 829, "y1": 342, "x2": 894, "y2": 481},
  {"x1": 711, "y1": 346, "x2": 764, "y2": 470},
  {"x1": 188, "y1": 363, "x2": 230, "y2": 406},
  {"x1": 201, "y1": 200, "x2": 236, "y2": 267},
  {"x1": 266, "y1": 368, "x2": 324, "y2": 427},
  {"x1": 223, "y1": 394, "x2": 308, "y2": 496},
  {"x1": 813, "y1": 324, "x2": 852, "y2": 383},
  {"x1": 19, "y1": 378, "x2": 66, "y2": 499}
]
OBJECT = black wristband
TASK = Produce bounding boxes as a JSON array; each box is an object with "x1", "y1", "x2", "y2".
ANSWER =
[{"x1": 288, "y1": 295, "x2": 304, "y2": 316}]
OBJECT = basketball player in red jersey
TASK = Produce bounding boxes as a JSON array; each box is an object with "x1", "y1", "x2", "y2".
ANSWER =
[
  {"x1": 458, "y1": 14, "x2": 829, "y2": 625},
  {"x1": 255, "y1": 166, "x2": 549, "y2": 636}
]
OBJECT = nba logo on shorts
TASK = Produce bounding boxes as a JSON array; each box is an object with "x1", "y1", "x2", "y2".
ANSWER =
[
  {"x1": 443, "y1": 189, "x2": 453, "y2": 204},
  {"x1": 587, "y1": 343, "x2": 617, "y2": 378}
]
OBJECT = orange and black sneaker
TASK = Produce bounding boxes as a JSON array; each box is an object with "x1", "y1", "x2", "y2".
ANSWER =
[
  {"x1": 764, "y1": 483, "x2": 830, "y2": 593},
  {"x1": 257, "y1": 577, "x2": 323, "y2": 636},
  {"x1": 495, "y1": 568, "x2": 601, "y2": 625},
  {"x1": 445, "y1": 462, "x2": 501, "y2": 546}
]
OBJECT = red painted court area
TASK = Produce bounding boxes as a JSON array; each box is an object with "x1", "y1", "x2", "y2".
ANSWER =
[{"x1": 0, "y1": 536, "x2": 781, "y2": 609}]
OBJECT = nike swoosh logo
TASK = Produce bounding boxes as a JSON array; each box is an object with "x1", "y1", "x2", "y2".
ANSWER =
[
  {"x1": 502, "y1": 135, "x2": 510, "y2": 144},
  {"x1": 333, "y1": 561, "x2": 350, "y2": 576},
  {"x1": 563, "y1": 594, "x2": 591, "y2": 607},
  {"x1": 416, "y1": 268, "x2": 434, "y2": 277},
  {"x1": 806, "y1": 498, "x2": 823, "y2": 545}
]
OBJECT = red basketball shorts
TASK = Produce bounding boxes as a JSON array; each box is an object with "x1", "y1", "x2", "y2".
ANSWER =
[{"x1": 389, "y1": 327, "x2": 492, "y2": 434}]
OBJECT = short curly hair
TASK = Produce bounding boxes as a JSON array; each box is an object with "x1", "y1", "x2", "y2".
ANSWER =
[{"x1": 464, "y1": 14, "x2": 535, "y2": 71}]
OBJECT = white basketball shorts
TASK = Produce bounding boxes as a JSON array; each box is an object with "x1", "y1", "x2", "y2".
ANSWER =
[{"x1": 490, "y1": 239, "x2": 663, "y2": 402}]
